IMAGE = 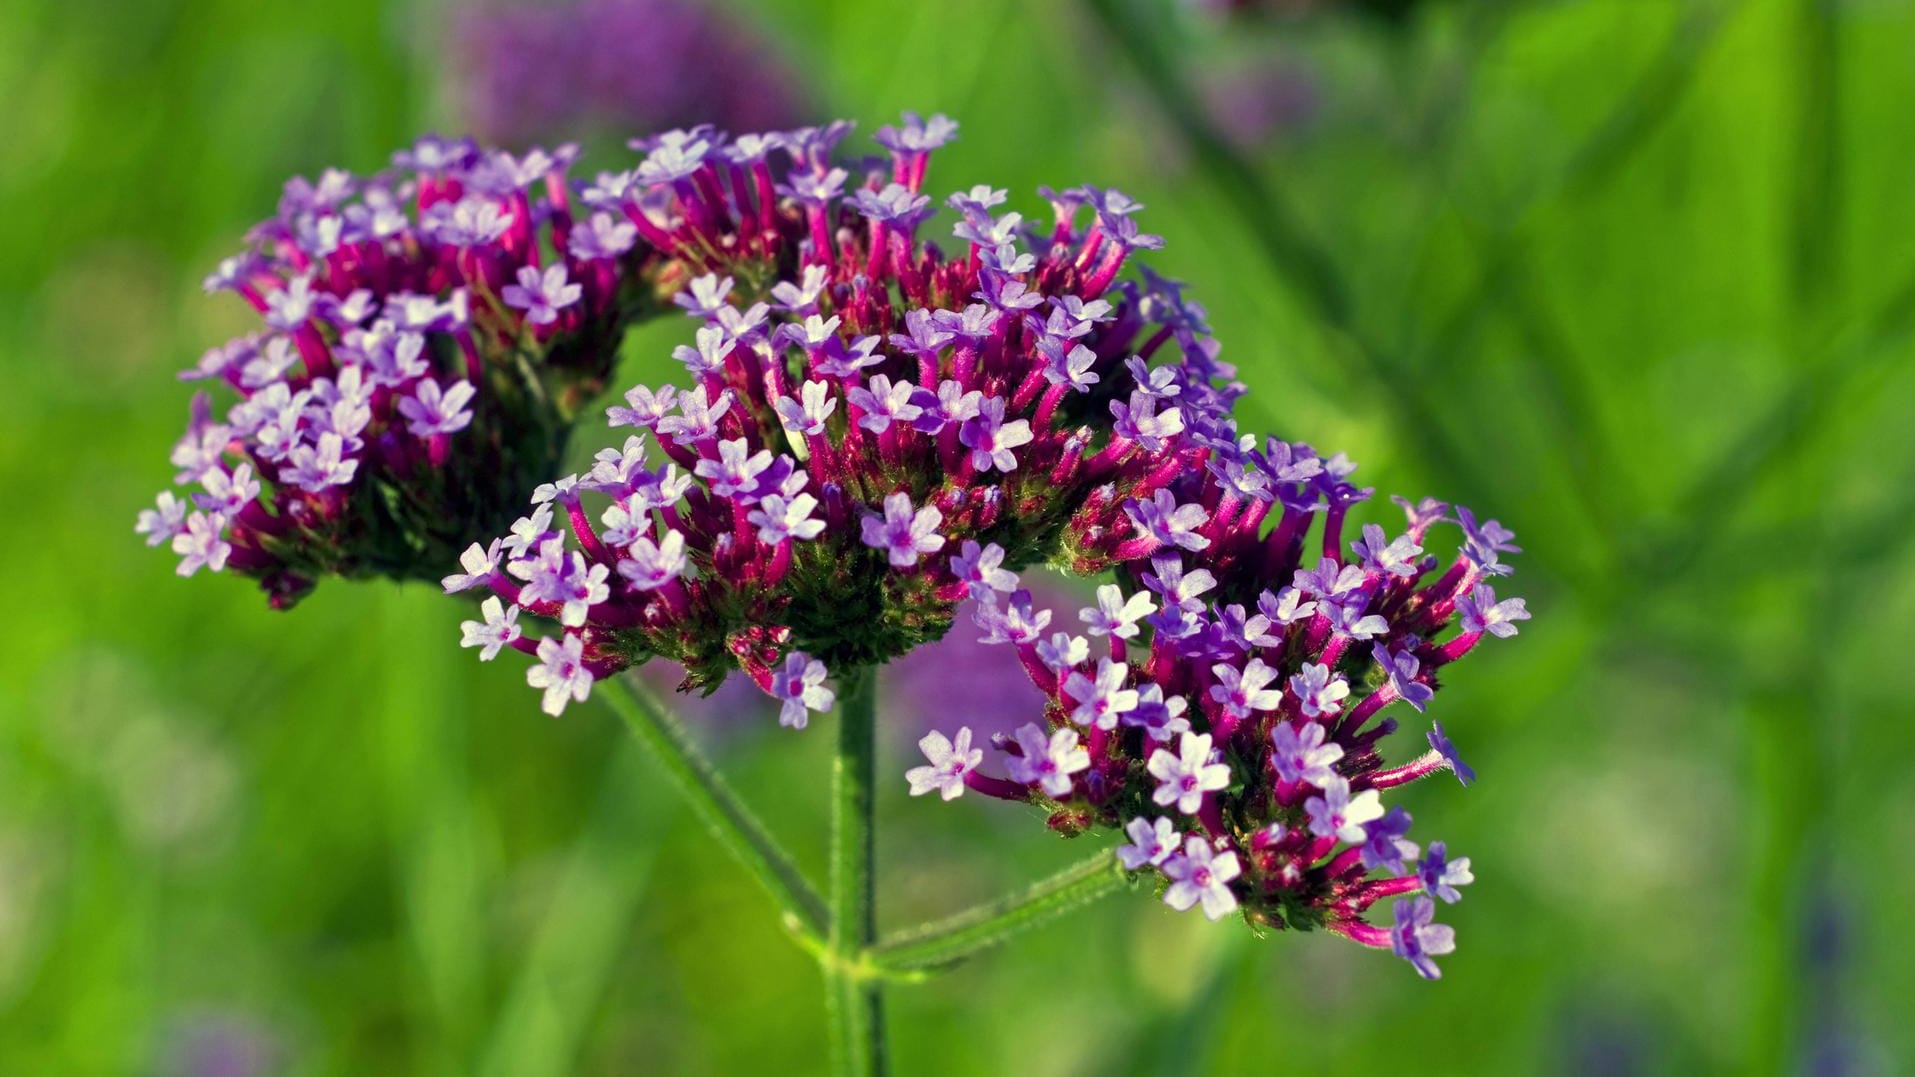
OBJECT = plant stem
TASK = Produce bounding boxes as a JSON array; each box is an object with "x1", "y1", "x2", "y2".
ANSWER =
[
  {"x1": 825, "y1": 666, "x2": 884, "y2": 1076},
  {"x1": 594, "y1": 674, "x2": 827, "y2": 936},
  {"x1": 873, "y1": 850, "x2": 1126, "y2": 973}
]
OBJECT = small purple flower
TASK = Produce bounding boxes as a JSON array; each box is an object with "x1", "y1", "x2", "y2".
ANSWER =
[
  {"x1": 1209, "y1": 657, "x2": 1283, "y2": 719},
  {"x1": 460, "y1": 596, "x2": 524, "y2": 661},
  {"x1": 608, "y1": 383, "x2": 678, "y2": 429},
  {"x1": 672, "y1": 325, "x2": 730, "y2": 379},
  {"x1": 617, "y1": 529, "x2": 688, "y2": 591},
  {"x1": 1116, "y1": 815, "x2": 1179, "y2": 870},
  {"x1": 1417, "y1": 841, "x2": 1474, "y2": 903},
  {"x1": 747, "y1": 493, "x2": 825, "y2": 544},
  {"x1": 1036, "y1": 632, "x2": 1089, "y2": 674},
  {"x1": 874, "y1": 110, "x2": 959, "y2": 154},
  {"x1": 1125, "y1": 684, "x2": 1192, "y2": 743},
  {"x1": 771, "y1": 264, "x2": 829, "y2": 313},
  {"x1": 193, "y1": 464, "x2": 261, "y2": 518},
  {"x1": 1271, "y1": 719, "x2": 1343, "y2": 786},
  {"x1": 1304, "y1": 776, "x2": 1383, "y2": 844},
  {"x1": 693, "y1": 438, "x2": 774, "y2": 501},
  {"x1": 1457, "y1": 583, "x2": 1530, "y2": 639},
  {"x1": 1288, "y1": 662, "x2": 1350, "y2": 718},
  {"x1": 1080, "y1": 584, "x2": 1155, "y2": 640},
  {"x1": 1063, "y1": 658, "x2": 1141, "y2": 729},
  {"x1": 136, "y1": 491, "x2": 189, "y2": 547},
  {"x1": 908, "y1": 379, "x2": 982, "y2": 435},
  {"x1": 859, "y1": 492, "x2": 945, "y2": 568},
  {"x1": 1147, "y1": 731, "x2": 1231, "y2": 814},
  {"x1": 1358, "y1": 805, "x2": 1419, "y2": 873},
  {"x1": 1038, "y1": 339, "x2": 1100, "y2": 392},
  {"x1": 1374, "y1": 644, "x2": 1434, "y2": 712},
  {"x1": 1324, "y1": 600, "x2": 1389, "y2": 641},
  {"x1": 655, "y1": 385, "x2": 731, "y2": 442},
  {"x1": 950, "y1": 540, "x2": 1017, "y2": 593},
  {"x1": 1004, "y1": 722, "x2": 1089, "y2": 798},
  {"x1": 502, "y1": 263, "x2": 583, "y2": 326},
  {"x1": 172, "y1": 512, "x2": 231, "y2": 576},
  {"x1": 428, "y1": 196, "x2": 511, "y2": 246},
  {"x1": 569, "y1": 211, "x2": 638, "y2": 260},
  {"x1": 847, "y1": 374, "x2": 922, "y2": 434},
  {"x1": 848, "y1": 183, "x2": 932, "y2": 228},
  {"x1": 1110, "y1": 391, "x2": 1185, "y2": 452},
  {"x1": 1161, "y1": 836, "x2": 1241, "y2": 920},
  {"x1": 443, "y1": 540, "x2": 503, "y2": 593},
  {"x1": 263, "y1": 275, "x2": 317, "y2": 330},
  {"x1": 905, "y1": 727, "x2": 980, "y2": 800},
  {"x1": 1351, "y1": 523, "x2": 1422, "y2": 579},
  {"x1": 974, "y1": 588, "x2": 1052, "y2": 645},
  {"x1": 1141, "y1": 554, "x2": 1217, "y2": 610},
  {"x1": 674, "y1": 273, "x2": 734, "y2": 317},
  {"x1": 1455, "y1": 506, "x2": 1521, "y2": 576},
  {"x1": 1426, "y1": 721, "x2": 1476, "y2": 786},
  {"x1": 1245, "y1": 586, "x2": 1315, "y2": 642},
  {"x1": 1125, "y1": 489, "x2": 1211, "y2": 552},
  {"x1": 527, "y1": 634, "x2": 594, "y2": 716},
  {"x1": 768, "y1": 652, "x2": 835, "y2": 729},
  {"x1": 775, "y1": 380, "x2": 839, "y2": 437},
  {"x1": 398, "y1": 379, "x2": 477, "y2": 437},
  {"x1": 281, "y1": 433, "x2": 359, "y2": 491},
  {"x1": 1391, "y1": 896, "x2": 1456, "y2": 980},
  {"x1": 957, "y1": 397, "x2": 1033, "y2": 474}
]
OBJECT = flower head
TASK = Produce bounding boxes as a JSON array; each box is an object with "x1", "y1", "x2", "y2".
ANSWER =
[
  {"x1": 144, "y1": 134, "x2": 645, "y2": 606},
  {"x1": 456, "y1": 114, "x2": 1239, "y2": 722}
]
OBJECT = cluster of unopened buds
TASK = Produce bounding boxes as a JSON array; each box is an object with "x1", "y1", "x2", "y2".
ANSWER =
[
  {"x1": 141, "y1": 108, "x2": 1530, "y2": 979},
  {"x1": 138, "y1": 134, "x2": 662, "y2": 605}
]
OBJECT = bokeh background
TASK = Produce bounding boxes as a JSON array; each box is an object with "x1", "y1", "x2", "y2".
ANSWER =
[{"x1": 2, "y1": 0, "x2": 1910, "y2": 1072}]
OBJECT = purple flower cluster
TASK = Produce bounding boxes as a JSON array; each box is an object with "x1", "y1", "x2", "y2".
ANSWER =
[
  {"x1": 913, "y1": 457, "x2": 1528, "y2": 976},
  {"x1": 451, "y1": 114, "x2": 1246, "y2": 717},
  {"x1": 139, "y1": 136, "x2": 662, "y2": 605},
  {"x1": 452, "y1": 0, "x2": 804, "y2": 147}
]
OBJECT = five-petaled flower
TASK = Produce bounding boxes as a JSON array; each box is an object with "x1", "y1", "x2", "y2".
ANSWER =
[
  {"x1": 906, "y1": 727, "x2": 981, "y2": 800},
  {"x1": 1147, "y1": 731, "x2": 1232, "y2": 814}
]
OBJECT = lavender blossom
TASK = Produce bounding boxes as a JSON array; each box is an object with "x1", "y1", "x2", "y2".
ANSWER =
[
  {"x1": 905, "y1": 727, "x2": 981, "y2": 800},
  {"x1": 1161, "y1": 836, "x2": 1241, "y2": 920},
  {"x1": 1147, "y1": 731, "x2": 1231, "y2": 814},
  {"x1": 1391, "y1": 896, "x2": 1456, "y2": 980}
]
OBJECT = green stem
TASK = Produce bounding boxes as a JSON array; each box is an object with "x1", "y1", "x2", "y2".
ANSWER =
[
  {"x1": 594, "y1": 674, "x2": 827, "y2": 936},
  {"x1": 825, "y1": 666, "x2": 884, "y2": 1076},
  {"x1": 872, "y1": 850, "x2": 1126, "y2": 973}
]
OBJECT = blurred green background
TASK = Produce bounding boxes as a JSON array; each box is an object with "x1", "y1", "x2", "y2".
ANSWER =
[{"x1": 2, "y1": 0, "x2": 1910, "y2": 1072}]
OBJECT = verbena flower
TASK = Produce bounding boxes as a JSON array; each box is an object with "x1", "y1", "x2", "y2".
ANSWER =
[
  {"x1": 455, "y1": 114, "x2": 1245, "y2": 719},
  {"x1": 143, "y1": 136, "x2": 667, "y2": 605},
  {"x1": 450, "y1": 0, "x2": 805, "y2": 146},
  {"x1": 914, "y1": 441, "x2": 1530, "y2": 978}
]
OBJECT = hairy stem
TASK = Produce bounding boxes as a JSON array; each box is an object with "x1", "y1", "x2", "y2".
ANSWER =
[
  {"x1": 873, "y1": 850, "x2": 1127, "y2": 972},
  {"x1": 594, "y1": 674, "x2": 827, "y2": 935},
  {"x1": 825, "y1": 666, "x2": 885, "y2": 1076}
]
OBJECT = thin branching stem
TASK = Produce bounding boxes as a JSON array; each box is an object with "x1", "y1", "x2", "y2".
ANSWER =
[
  {"x1": 594, "y1": 674, "x2": 827, "y2": 936},
  {"x1": 872, "y1": 850, "x2": 1127, "y2": 973}
]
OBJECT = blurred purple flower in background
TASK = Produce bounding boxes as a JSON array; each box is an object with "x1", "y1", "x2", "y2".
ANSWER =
[
  {"x1": 159, "y1": 1011, "x2": 280, "y2": 1077},
  {"x1": 451, "y1": 0, "x2": 806, "y2": 146}
]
